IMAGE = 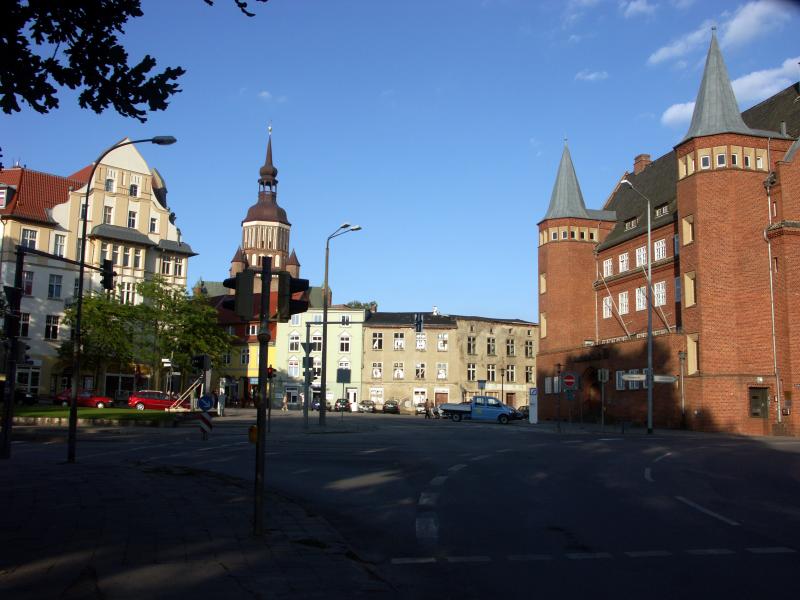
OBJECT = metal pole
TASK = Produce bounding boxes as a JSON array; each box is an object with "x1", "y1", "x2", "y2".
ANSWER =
[
  {"x1": 254, "y1": 256, "x2": 271, "y2": 536},
  {"x1": 303, "y1": 322, "x2": 310, "y2": 429},
  {"x1": 556, "y1": 363, "x2": 562, "y2": 433},
  {"x1": 1, "y1": 248, "x2": 24, "y2": 459},
  {"x1": 679, "y1": 350, "x2": 686, "y2": 428},
  {"x1": 601, "y1": 380, "x2": 605, "y2": 431},
  {"x1": 320, "y1": 239, "x2": 330, "y2": 426},
  {"x1": 646, "y1": 196, "x2": 653, "y2": 434},
  {"x1": 267, "y1": 369, "x2": 272, "y2": 433}
]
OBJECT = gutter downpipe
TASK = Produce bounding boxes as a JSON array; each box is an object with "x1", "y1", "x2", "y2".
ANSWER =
[{"x1": 764, "y1": 137, "x2": 782, "y2": 424}]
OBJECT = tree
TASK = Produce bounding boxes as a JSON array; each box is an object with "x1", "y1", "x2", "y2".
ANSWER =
[
  {"x1": 345, "y1": 300, "x2": 378, "y2": 311},
  {"x1": 1, "y1": 0, "x2": 268, "y2": 122}
]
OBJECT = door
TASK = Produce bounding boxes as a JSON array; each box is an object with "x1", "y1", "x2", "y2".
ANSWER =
[
  {"x1": 505, "y1": 392, "x2": 516, "y2": 407},
  {"x1": 434, "y1": 392, "x2": 448, "y2": 406},
  {"x1": 749, "y1": 387, "x2": 769, "y2": 419},
  {"x1": 484, "y1": 396, "x2": 504, "y2": 421}
]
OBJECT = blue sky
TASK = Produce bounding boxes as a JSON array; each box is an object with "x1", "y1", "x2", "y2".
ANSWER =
[{"x1": 2, "y1": 0, "x2": 798, "y2": 321}]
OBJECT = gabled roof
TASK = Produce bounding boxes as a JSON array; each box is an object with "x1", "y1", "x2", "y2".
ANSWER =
[
  {"x1": 231, "y1": 246, "x2": 247, "y2": 264},
  {"x1": 90, "y1": 224, "x2": 155, "y2": 246},
  {"x1": 287, "y1": 249, "x2": 300, "y2": 266},
  {"x1": 543, "y1": 143, "x2": 589, "y2": 220},
  {"x1": 0, "y1": 167, "x2": 87, "y2": 224},
  {"x1": 742, "y1": 82, "x2": 800, "y2": 139}
]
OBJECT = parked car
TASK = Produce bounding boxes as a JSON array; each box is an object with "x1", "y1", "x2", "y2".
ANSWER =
[
  {"x1": 14, "y1": 389, "x2": 38, "y2": 405},
  {"x1": 415, "y1": 403, "x2": 427, "y2": 415},
  {"x1": 517, "y1": 405, "x2": 530, "y2": 419},
  {"x1": 382, "y1": 399, "x2": 400, "y2": 414},
  {"x1": 357, "y1": 400, "x2": 376, "y2": 413},
  {"x1": 333, "y1": 398, "x2": 350, "y2": 412},
  {"x1": 57, "y1": 390, "x2": 113, "y2": 408},
  {"x1": 310, "y1": 398, "x2": 321, "y2": 411},
  {"x1": 128, "y1": 390, "x2": 182, "y2": 411}
]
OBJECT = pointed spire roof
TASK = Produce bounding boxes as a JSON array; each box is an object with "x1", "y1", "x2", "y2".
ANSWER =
[
  {"x1": 231, "y1": 246, "x2": 246, "y2": 264},
  {"x1": 287, "y1": 249, "x2": 300, "y2": 266},
  {"x1": 682, "y1": 28, "x2": 756, "y2": 142},
  {"x1": 259, "y1": 125, "x2": 278, "y2": 184},
  {"x1": 543, "y1": 141, "x2": 589, "y2": 220}
]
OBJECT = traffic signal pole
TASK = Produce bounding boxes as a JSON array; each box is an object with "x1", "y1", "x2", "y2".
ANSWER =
[
  {"x1": 0, "y1": 248, "x2": 24, "y2": 459},
  {"x1": 254, "y1": 256, "x2": 271, "y2": 536}
]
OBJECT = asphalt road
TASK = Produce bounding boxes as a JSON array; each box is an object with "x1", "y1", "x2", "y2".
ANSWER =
[{"x1": 10, "y1": 411, "x2": 800, "y2": 599}]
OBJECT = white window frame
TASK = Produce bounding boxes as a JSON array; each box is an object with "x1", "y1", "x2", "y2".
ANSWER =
[
  {"x1": 127, "y1": 210, "x2": 137, "y2": 229},
  {"x1": 288, "y1": 357, "x2": 300, "y2": 378},
  {"x1": 654, "y1": 281, "x2": 666, "y2": 307},
  {"x1": 289, "y1": 333, "x2": 300, "y2": 352},
  {"x1": 635, "y1": 246, "x2": 647, "y2": 268},
  {"x1": 393, "y1": 332, "x2": 405, "y2": 350},
  {"x1": 716, "y1": 153, "x2": 726, "y2": 167},
  {"x1": 603, "y1": 258, "x2": 613, "y2": 278},
  {"x1": 467, "y1": 363, "x2": 476, "y2": 381},
  {"x1": 372, "y1": 332, "x2": 383, "y2": 350},
  {"x1": 149, "y1": 217, "x2": 159, "y2": 233},
  {"x1": 437, "y1": 333, "x2": 448, "y2": 351},
  {"x1": 436, "y1": 362, "x2": 447, "y2": 380},
  {"x1": 21, "y1": 228, "x2": 37, "y2": 249},
  {"x1": 416, "y1": 333, "x2": 426, "y2": 350},
  {"x1": 393, "y1": 362, "x2": 404, "y2": 380},
  {"x1": 654, "y1": 238, "x2": 666, "y2": 261},
  {"x1": 701, "y1": 155, "x2": 711, "y2": 169},
  {"x1": 628, "y1": 368, "x2": 640, "y2": 390},
  {"x1": 602, "y1": 296, "x2": 612, "y2": 319},
  {"x1": 618, "y1": 253, "x2": 629, "y2": 273},
  {"x1": 415, "y1": 362, "x2": 426, "y2": 379},
  {"x1": 372, "y1": 362, "x2": 382, "y2": 379},
  {"x1": 618, "y1": 291, "x2": 629, "y2": 315},
  {"x1": 635, "y1": 286, "x2": 646, "y2": 311},
  {"x1": 53, "y1": 234, "x2": 66, "y2": 257},
  {"x1": 48, "y1": 274, "x2": 62, "y2": 299},
  {"x1": 339, "y1": 334, "x2": 350, "y2": 353}
]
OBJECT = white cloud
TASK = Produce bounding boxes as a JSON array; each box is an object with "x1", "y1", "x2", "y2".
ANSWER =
[
  {"x1": 563, "y1": 0, "x2": 602, "y2": 26},
  {"x1": 661, "y1": 101, "x2": 695, "y2": 126},
  {"x1": 721, "y1": 0, "x2": 793, "y2": 48},
  {"x1": 671, "y1": 0, "x2": 694, "y2": 8},
  {"x1": 648, "y1": 20, "x2": 712, "y2": 65},
  {"x1": 258, "y1": 90, "x2": 273, "y2": 101},
  {"x1": 621, "y1": 0, "x2": 657, "y2": 19},
  {"x1": 568, "y1": 34, "x2": 582, "y2": 43},
  {"x1": 575, "y1": 69, "x2": 609, "y2": 81}
]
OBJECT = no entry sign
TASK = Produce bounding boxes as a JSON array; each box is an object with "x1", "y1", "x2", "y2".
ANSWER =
[{"x1": 562, "y1": 373, "x2": 577, "y2": 390}]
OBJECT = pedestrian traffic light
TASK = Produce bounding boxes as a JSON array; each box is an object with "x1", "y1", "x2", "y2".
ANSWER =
[
  {"x1": 101, "y1": 259, "x2": 115, "y2": 291},
  {"x1": 222, "y1": 270, "x2": 255, "y2": 320},
  {"x1": 191, "y1": 354, "x2": 211, "y2": 371},
  {"x1": 275, "y1": 271, "x2": 310, "y2": 322}
]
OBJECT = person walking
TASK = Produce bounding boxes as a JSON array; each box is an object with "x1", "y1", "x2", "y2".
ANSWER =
[
  {"x1": 424, "y1": 399, "x2": 432, "y2": 419},
  {"x1": 281, "y1": 393, "x2": 289, "y2": 412},
  {"x1": 218, "y1": 390, "x2": 226, "y2": 417}
]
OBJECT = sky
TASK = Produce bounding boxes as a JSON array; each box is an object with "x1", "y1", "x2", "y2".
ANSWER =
[{"x1": 2, "y1": 0, "x2": 799, "y2": 322}]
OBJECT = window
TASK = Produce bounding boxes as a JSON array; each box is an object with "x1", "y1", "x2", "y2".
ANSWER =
[
  {"x1": 436, "y1": 363, "x2": 448, "y2": 380},
  {"x1": 394, "y1": 332, "x2": 405, "y2": 350},
  {"x1": 618, "y1": 291, "x2": 629, "y2": 315},
  {"x1": 174, "y1": 257, "x2": 184, "y2": 277},
  {"x1": 636, "y1": 286, "x2": 646, "y2": 311},
  {"x1": 716, "y1": 153, "x2": 726, "y2": 167},
  {"x1": 643, "y1": 368, "x2": 650, "y2": 390},
  {"x1": 674, "y1": 234, "x2": 680, "y2": 256},
  {"x1": 590, "y1": 232, "x2": 595, "y2": 240},
  {"x1": 731, "y1": 153, "x2": 738, "y2": 167},
  {"x1": 467, "y1": 363, "x2": 476, "y2": 381},
  {"x1": 226, "y1": 325, "x2": 235, "y2": 335},
  {"x1": 562, "y1": 231, "x2": 568, "y2": 239},
  {"x1": 628, "y1": 369, "x2": 640, "y2": 390},
  {"x1": 744, "y1": 155, "x2": 751, "y2": 168},
  {"x1": 19, "y1": 313, "x2": 30, "y2": 337},
  {"x1": 311, "y1": 333, "x2": 322, "y2": 352},
  {"x1": 240, "y1": 347, "x2": 250, "y2": 365},
  {"x1": 551, "y1": 231, "x2": 557, "y2": 241},
  {"x1": 700, "y1": 155, "x2": 711, "y2": 169},
  {"x1": 487, "y1": 364, "x2": 496, "y2": 382},
  {"x1": 127, "y1": 210, "x2": 137, "y2": 228},
  {"x1": 467, "y1": 336, "x2": 476, "y2": 355},
  {"x1": 0, "y1": 189, "x2": 6, "y2": 208},
  {"x1": 372, "y1": 362, "x2": 383, "y2": 378},
  {"x1": 313, "y1": 357, "x2": 322, "y2": 379},
  {"x1": 313, "y1": 314, "x2": 322, "y2": 323},
  {"x1": 73, "y1": 278, "x2": 80, "y2": 298},
  {"x1": 129, "y1": 183, "x2": 138, "y2": 197},
  {"x1": 602, "y1": 296, "x2": 612, "y2": 319},
  {"x1": 525, "y1": 366, "x2": 533, "y2": 384},
  {"x1": 340, "y1": 334, "x2": 350, "y2": 352},
  {"x1": 291, "y1": 314, "x2": 301, "y2": 326},
  {"x1": 80, "y1": 202, "x2": 89, "y2": 221},
  {"x1": 615, "y1": 370, "x2": 625, "y2": 391},
  {"x1": 654, "y1": 281, "x2": 666, "y2": 307},
  {"x1": 684, "y1": 272, "x2": 696, "y2": 307},
  {"x1": 100, "y1": 242, "x2": 109, "y2": 262},
  {"x1": 393, "y1": 362, "x2": 404, "y2": 379},
  {"x1": 120, "y1": 282, "x2": 135, "y2": 305},
  {"x1": 749, "y1": 387, "x2": 769, "y2": 418},
  {"x1": 415, "y1": 362, "x2": 426, "y2": 379},
  {"x1": 635, "y1": 246, "x2": 647, "y2": 267},
  {"x1": 341, "y1": 314, "x2": 351, "y2": 326},
  {"x1": 53, "y1": 234, "x2": 66, "y2": 257},
  {"x1": 682, "y1": 215, "x2": 694, "y2": 245},
  {"x1": 506, "y1": 365, "x2": 516, "y2": 383},
  {"x1": 48, "y1": 274, "x2": 62, "y2": 299},
  {"x1": 372, "y1": 332, "x2": 383, "y2": 350},
  {"x1": 161, "y1": 255, "x2": 172, "y2": 275},
  {"x1": 624, "y1": 218, "x2": 638, "y2": 231},
  {"x1": 506, "y1": 338, "x2": 515, "y2": 356},
  {"x1": 22, "y1": 271, "x2": 33, "y2": 295},
  {"x1": 44, "y1": 315, "x2": 59, "y2": 340},
  {"x1": 289, "y1": 333, "x2": 300, "y2": 352},
  {"x1": 288, "y1": 358, "x2": 299, "y2": 377},
  {"x1": 221, "y1": 352, "x2": 231, "y2": 365},
  {"x1": 437, "y1": 333, "x2": 448, "y2": 351},
  {"x1": 21, "y1": 229, "x2": 37, "y2": 249},
  {"x1": 603, "y1": 258, "x2": 613, "y2": 278},
  {"x1": 756, "y1": 156, "x2": 763, "y2": 169},
  {"x1": 338, "y1": 358, "x2": 350, "y2": 371},
  {"x1": 149, "y1": 217, "x2": 158, "y2": 233},
  {"x1": 103, "y1": 206, "x2": 113, "y2": 224},
  {"x1": 655, "y1": 204, "x2": 669, "y2": 217},
  {"x1": 134, "y1": 249, "x2": 142, "y2": 268},
  {"x1": 525, "y1": 340, "x2": 534, "y2": 358},
  {"x1": 416, "y1": 333, "x2": 426, "y2": 350},
  {"x1": 248, "y1": 324, "x2": 257, "y2": 336},
  {"x1": 487, "y1": 337, "x2": 496, "y2": 355},
  {"x1": 654, "y1": 239, "x2": 666, "y2": 261},
  {"x1": 619, "y1": 253, "x2": 629, "y2": 272},
  {"x1": 112, "y1": 245, "x2": 119, "y2": 265},
  {"x1": 545, "y1": 378, "x2": 553, "y2": 394},
  {"x1": 104, "y1": 178, "x2": 114, "y2": 192}
]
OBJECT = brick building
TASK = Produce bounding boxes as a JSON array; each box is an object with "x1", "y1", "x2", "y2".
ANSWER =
[{"x1": 537, "y1": 31, "x2": 800, "y2": 436}]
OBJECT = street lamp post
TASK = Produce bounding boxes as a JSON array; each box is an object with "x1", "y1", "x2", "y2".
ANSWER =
[
  {"x1": 500, "y1": 366, "x2": 505, "y2": 405},
  {"x1": 620, "y1": 179, "x2": 654, "y2": 435},
  {"x1": 319, "y1": 223, "x2": 361, "y2": 426},
  {"x1": 678, "y1": 350, "x2": 687, "y2": 428},
  {"x1": 68, "y1": 136, "x2": 176, "y2": 463}
]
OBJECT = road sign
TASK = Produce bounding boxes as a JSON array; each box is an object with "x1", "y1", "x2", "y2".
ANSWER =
[
  {"x1": 301, "y1": 342, "x2": 312, "y2": 354},
  {"x1": 198, "y1": 411, "x2": 213, "y2": 438},
  {"x1": 477, "y1": 379, "x2": 486, "y2": 390},
  {"x1": 198, "y1": 395, "x2": 213, "y2": 411},
  {"x1": 622, "y1": 373, "x2": 646, "y2": 382},
  {"x1": 597, "y1": 368, "x2": 609, "y2": 383},
  {"x1": 562, "y1": 373, "x2": 577, "y2": 390},
  {"x1": 529, "y1": 388, "x2": 538, "y2": 425},
  {"x1": 653, "y1": 374, "x2": 678, "y2": 383}
]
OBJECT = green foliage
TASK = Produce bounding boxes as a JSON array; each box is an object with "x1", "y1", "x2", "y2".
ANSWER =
[{"x1": 345, "y1": 300, "x2": 378, "y2": 311}]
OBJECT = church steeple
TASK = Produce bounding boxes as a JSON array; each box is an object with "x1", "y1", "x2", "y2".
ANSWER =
[
  {"x1": 259, "y1": 124, "x2": 279, "y2": 191},
  {"x1": 543, "y1": 140, "x2": 589, "y2": 220},
  {"x1": 682, "y1": 28, "x2": 755, "y2": 142}
]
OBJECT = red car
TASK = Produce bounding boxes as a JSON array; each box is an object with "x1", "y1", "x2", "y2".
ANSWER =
[
  {"x1": 55, "y1": 389, "x2": 113, "y2": 409},
  {"x1": 128, "y1": 390, "x2": 184, "y2": 411}
]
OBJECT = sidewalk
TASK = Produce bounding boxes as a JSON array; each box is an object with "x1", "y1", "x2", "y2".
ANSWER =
[{"x1": 0, "y1": 447, "x2": 394, "y2": 599}]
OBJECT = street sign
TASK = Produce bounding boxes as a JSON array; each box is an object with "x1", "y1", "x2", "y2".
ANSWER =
[
  {"x1": 653, "y1": 374, "x2": 678, "y2": 383},
  {"x1": 622, "y1": 373, "x2": 646, "y2": 382},
  {"x1": 477, "y1": 379, "x2": 486, "y2": 390},
  {"x1": 562, "y1": 373, "x2": 577, "y2": 390},
  {"x1": 529, "y1": 388, "x2": 538, "y2": 425},
  {"x1": 597, "y1": 368, "x2": 609, "y2": 383},
  {"x1": 198, "y1": 411, "x2": 213, "y2": 439},
  {"x1": 301, "y1": 342, "x2": 312, "y2": 354},
  {"x1": 198, "y1": 395, "x2": 213, "y2": 411}
]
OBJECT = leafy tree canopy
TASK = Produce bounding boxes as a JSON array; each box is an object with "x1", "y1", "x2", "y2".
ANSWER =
[{"x1": 345, "y1": 300, "x2": 378, "y2": 311}]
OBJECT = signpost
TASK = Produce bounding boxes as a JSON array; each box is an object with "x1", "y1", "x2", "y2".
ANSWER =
[
  {"x1": 597, "y1": 368, "x2": 609, "y2": 430},
  {"x1": 562, "y1": 372, "x2": 577, "y2": 390},
  {"x1": 197, "y1": 396, "x2": 213, "y2": 441},
  {"x1": 529, "y1": 388, "x2": 538, "y2": 424}
]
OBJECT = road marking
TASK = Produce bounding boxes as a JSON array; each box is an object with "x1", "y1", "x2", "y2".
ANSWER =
[
  {"x1": 419, "y1": 492, "x2": 439, "y2": 507},
  {"x1": 446, "y1": 556, "x2": 491, "y2": 563},
  {"x1": 430, "y1": 476, "x2": 448, "y2": 486},
  {"x1": 495, "y1": 448, "x2": 513, "y2": 453},
  {"x1": 675, "y1": 496, "x2": 740, "y2": 526},
  {"x1": 448, "y1": 464, "x2": 466, "y2": 472},
  {"x1": 625, "y1": 550, "x2": 672, "y2": 558},
  {"x1": 644, "y1": 467, "x2": 654, "y2": 482},
  {"x1": 654, "y1": 451, "x2": 672, "y2": 463},
  {"x1": 563, "y1": 440, "x2": 582, "y2": 444},
  {"x1": 566, "y1": 552, "x2": 612, "y2": 560},
  {"x1": 391, "y1": 557, "x2": 436, "y2": 565},
  {"x1": 470, "y1": 454, "x2": 490, "y2": 461},
  {"x1": 360, "y1": 447, "x2": 390, "y2": 454},
  {"x1": 415, "y1": 517, "x2": 438, "y2": 541},
  {"x1": 508, "y1": 554, "x2": 553, "y2": 561},
  {"x1": 599, "y1": 438, "x2": 622, "y2": 441},
  {"x1": 747, "y1": 547, "x2": 797, "y2": 554},
  {"x1": 686, "y1": 548, "x2": 735, "y2": 556}
]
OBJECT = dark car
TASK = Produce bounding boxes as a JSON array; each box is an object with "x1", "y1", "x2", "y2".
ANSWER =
[
  {"x1": 333, "y1": 398, "x2": 350, "y2": 412},
  {"x1": 310, "y1": 398, "x2": 321, "y2": 411},
  {"x1": 517, "y1": 405, "x2": 530, "y2": 419},
  {"x1": 382, "y1": 399, "x2": 400, "y2": 414},
  {"x1": 14, "y1": 389, "x2": 38, "y2": 405}
]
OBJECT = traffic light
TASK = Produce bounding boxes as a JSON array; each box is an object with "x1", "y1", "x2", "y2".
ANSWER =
[
  {"x1": 275, "y1": 271, "x2": 310, "y2": 322},
  {"x1": 191, "y1": 354, "x2": 211, "y2": 371},
  {"x1": 16, "y1": 341, "x2": 32, "y2": 364},
  {"x1": 3, "y1": 285, "x2": 21, "y2": 337},
  {"x1": 101, "y1": 259, "x2": 115, "y2": 291},
  {"x1": 222, "y1": 270, "x2": 255, "y2": 320}
]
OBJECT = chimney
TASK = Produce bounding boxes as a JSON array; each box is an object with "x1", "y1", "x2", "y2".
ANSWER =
[
  {"x1": 633, "y1": 154, "x2": 651, "y2": 174},
  {"x1": 432, "y1": 305, "x2": 439, "y2": 316},
  {"x1": 780, "y1": 121, "x2": 787, "y2": 136}
]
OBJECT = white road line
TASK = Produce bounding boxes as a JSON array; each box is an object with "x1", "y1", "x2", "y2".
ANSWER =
[
  {"x1": 654, "y1": 451, "x2": 672, "y2": 463},
  {"x1": 430, "y1": 476, "x2": 448, "y2": 486},
  {"x1": 686, "y1": 548, "x2": 735, "y2": 556},
  {"x1": 644, "y1": 467, "x2": 654, "y2": 482},
  {"x1": 446, "y1": 556, "x2": 491, "y2": 563},
  {"x1": 747, "y1": 547, "x2": 797, "y2": 554},
  {"x1": 360, "y1": 447, "x2": 390, "y2": 454},
  {"x1": 470, "y1": 454, "x2": 490, "y2": 461},
  {"x1": 11, "y1": 440, "x2": 26, "y2": 444},
  {"x1": 495, "y1": 448, "x2": 513, "y2": 453},
  {"x1": 415, "y1": 516, "x2": 438, "y2": 541},
  {"x1": 625, "y1": 550, "x2": 672, "y2": 558},
  {"x1": 448, "y1": 464, "x2": 466, "y2": 472},
  {"x1": 566, "y1": 552, "x2": 612, "y2": 560},
  {"x1": 508, "y1": 554, "x2": 553, "y2": 561},
  {"x1": 419, "y1": 492, "x2": 439, "y2": 507},
  {"x1": 598, "y1": 438, "x2": 622, "y2": 441},
  {"x1": 391, "y1": 557, "x2": 436, "y2": 565},
  {"x1": 675, "y1": 496, "x2": 740, "y2": 527}
]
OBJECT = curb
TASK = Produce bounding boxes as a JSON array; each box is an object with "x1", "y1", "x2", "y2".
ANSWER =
[{"x1": 11, "y1": 416, "x2": 179, "y2": 428}]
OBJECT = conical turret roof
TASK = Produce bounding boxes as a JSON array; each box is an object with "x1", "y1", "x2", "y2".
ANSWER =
[
  {"x1": 259, "y1": 130, "x2": 278, "y2": 183},
  {"x1": 682, "y1": 29, "x2": 756, "y2": 142},
  {"x1": 543, "y1": 142, "x2": 589, "y2": 220},
  {"x1": 287, "y1": 249, "x2": 300, "y2": 266},
  {"x1": 231, "y1": 247, "x2": 246, "y2": 264}
]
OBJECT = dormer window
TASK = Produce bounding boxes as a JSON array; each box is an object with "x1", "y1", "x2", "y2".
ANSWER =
[
  {"x1": 716, "y1": 153, "x2": 726, "y2": 167},
  {"x1": 744, "y1": 155, "x2": 751, "y2": 168},
  {"x1": 624, "y1": 217, "x2": 638, "y2": 231},
  {"x1": 655, "y1": 204, "x2": 669, "y2": 217},
  {"x1": 701, "y1": 155, "x2": 711, "y2": 169},
  {"x1": 0, "y1": 188, "x2": 7, "y2": 208},
  {"x1": 731, "y1": 153, "x2": 738, "y2": 167}
]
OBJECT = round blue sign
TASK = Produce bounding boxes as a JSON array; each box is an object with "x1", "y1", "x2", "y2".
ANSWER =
[{"x1": 198, "y1": 395, "x2": 213, "y2": 411}]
